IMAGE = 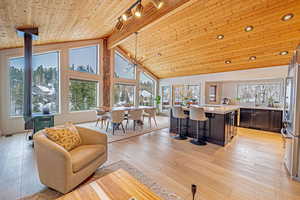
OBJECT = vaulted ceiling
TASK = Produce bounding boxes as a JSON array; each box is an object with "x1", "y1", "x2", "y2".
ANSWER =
[
  {"x1": 120, "y1": 0, "x2": 300, "y2": 78},
  {"x1": 0, "y1": 0, "x2": 138, "y2": 49},
  {"x1": 1, "y1": 0, "x2": 300, "y2": 78}
]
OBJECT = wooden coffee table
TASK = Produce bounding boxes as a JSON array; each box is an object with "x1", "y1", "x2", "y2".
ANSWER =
[{"x1": 57, "y1": 169, "x2": 162, "y2": 200}]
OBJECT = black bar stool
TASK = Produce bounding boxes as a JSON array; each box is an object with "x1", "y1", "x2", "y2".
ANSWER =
[
  {"x1": 172, "y1": 106, "x2": 188, "y2": 140},
  {"x1": 189, "y1": 106, "x2": 207, "y2": 145}
]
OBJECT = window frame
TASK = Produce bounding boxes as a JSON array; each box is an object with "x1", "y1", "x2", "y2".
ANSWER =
[
  {"x1": 113, "y1": 82, "x2": 136, "y2": 107},
  {"x1": 172, "y1": 84, "x2": 201, "y2": 105},
  {"x1": 161, "y1": 85, "x2": 172, "y2": 112},
  {"x1": 68, "y1": 44, "x2": 100, "y2": 75},
  {"x1": 236, "y1": 81, "x2": 283, "y2": 105},
  {"x1": 8, "y1": 50, "x2": 61, "y2": 117},
  {"x1": 139, "y1": 71, "x2": 156, "y2": 106},
  {"x1": 114, "y1": 51, "x2": 136, "y2": 81},
  {"x1": 69, "y1": 78, "x2": 99, "y2": 112}
]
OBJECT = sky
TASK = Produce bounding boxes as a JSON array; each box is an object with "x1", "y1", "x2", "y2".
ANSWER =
[
  {"x1": 9, "y1": 51, "x2": 59, "y2": 69},
  {"x1": 9, "y1": 45, "x2": 98, "y2": 70},
  {"x1": 69, "y1": 46, "x2": 98, "y2": 70}
]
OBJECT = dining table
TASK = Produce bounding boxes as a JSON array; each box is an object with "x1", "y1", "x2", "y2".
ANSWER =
[
  {"x1": 97, "y1": 106, "x2": 156, "y2": 129},
  {"x1": 111, "y1": 106, "x2": 155, "y2": 111}
]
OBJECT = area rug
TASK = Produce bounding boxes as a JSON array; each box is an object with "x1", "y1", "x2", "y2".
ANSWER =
[
  {"x1": 78, "y1": 115, "x2": 169, "y2": 143},
  {"x1": 19, "y1": 160, "x2": 182, "y2": 200}
]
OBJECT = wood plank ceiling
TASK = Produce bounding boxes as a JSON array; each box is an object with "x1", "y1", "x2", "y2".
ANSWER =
[
  {"x1": 0, "y1": 0, "x2": 137, "y2": 49},
  {"x1": 0, "y1": 0, "x2": 300, "y2": 78},
  {"x1": 120, "y1": 0, "x2": 300, "y2": 78}
]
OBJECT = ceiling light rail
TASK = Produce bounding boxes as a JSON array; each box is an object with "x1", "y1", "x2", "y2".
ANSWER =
[{"x1": 115, "y1": 0, "x2": 164, "y2": 30}]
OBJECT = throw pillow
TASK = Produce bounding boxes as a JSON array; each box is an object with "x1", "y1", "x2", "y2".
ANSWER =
[{"x1": 45, "y1": 123, "x2": 81, "y2": 151}]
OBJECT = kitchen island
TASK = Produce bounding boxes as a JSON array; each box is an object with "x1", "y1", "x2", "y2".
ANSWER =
[{"x1": 170, "y1": 105, "x2": 240, "y2": 146}]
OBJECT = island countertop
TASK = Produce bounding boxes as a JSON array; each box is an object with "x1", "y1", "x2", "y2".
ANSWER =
[{"x1": 182, "y1": 105, "x2": 240, "y2": 114}]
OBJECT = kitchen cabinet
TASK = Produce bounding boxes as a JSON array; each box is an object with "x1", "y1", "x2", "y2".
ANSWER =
[
  {"x1": 169, "y1": 109, "x2": 238, "y2": 146},
  {"x1": 239, "y1": 108, "x2": 282, "y2": 132}
]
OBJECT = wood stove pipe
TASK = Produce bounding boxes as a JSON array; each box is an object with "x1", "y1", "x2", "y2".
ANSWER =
[{"x1": 16, "y1": 27, "x2": 38, "y2": 129}]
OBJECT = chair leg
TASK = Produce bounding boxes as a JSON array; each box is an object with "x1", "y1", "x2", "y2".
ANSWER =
[
  {"x1": 106, "y1": 122, "x2": 109, "y2": 132},
  {"x1": 96, "y1": 119, "x2": 99, "y2": 127},
  {"x1": 153, "y1": 116, "x2": 158, "y2": 127},
  {"x1": 121, "y1": 123, "x2": 125, "y2": 134},
  {"x1": 112, "y1": 123, "x2": 115, "y2": 135},
  {"x1": 133, "y1": 120, "x2": 136, "y2": 131},
  {"x1": 149, "y1": 117, "x2": 151, "y2": 128},
  {"x1": 173, "y1": 118, "x2": 187, "y2": 140},
  {"x1": 190, "y1": 120, "x2": 206, "y2": 146},
  {"x1": 126, "y1": 119, "x2": 129, "y2": 129}
]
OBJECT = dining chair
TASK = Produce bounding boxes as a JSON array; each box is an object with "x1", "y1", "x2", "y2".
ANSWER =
[
  {"x1": 95, "y1": 108, "x2": 109, "y2": 128},
  {"x1": 106, "y1": 110, "x2": 126, "y2": 135},
  {"x1": 143, "y1": 108, "x2": 158, "y2": 128},
  {"x1": 126, "y1": 109, "x2": 143, "y2": 131}
]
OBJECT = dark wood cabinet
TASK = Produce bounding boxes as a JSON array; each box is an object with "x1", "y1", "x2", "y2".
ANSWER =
[
  {"x1": 269, "y1": 110, "x2": 283, "y2": 132},
  {"x1": 240, "y1": 108, "x2": 252, "y2": 128},
  {"x1": 169, "y1": 109, "x2": 238, "y2": 146},
  {"x1": 239, "y1": 108, "x2": 282, "y2": 133}
]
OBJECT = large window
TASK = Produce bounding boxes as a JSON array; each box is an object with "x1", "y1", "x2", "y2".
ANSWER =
[
  {"x1": 174, "y1": 85, "x2": 201, "y2": 105},
  {"x1": 69, "y1": 79, "x2": 98, "y2": 111},
  {"x1": 139, "y1": 72, "x2": 155, "y2": 106},
  {"x1": 237, "y1": 82, "x2": 282, "y2": 105},
  {"x1": 113, "y1": 84, "x2": 135, "y2": 106},
  {"x1": 161, "y1": 86, "x2": 171, "y2": 111},
  {"x1": 9, "y1": 51, "x2": 60, "y2": 116},
  {"x1": 114, "y1": 52, "x2": 135, "y2": 79},
  {"x1": 69, "y1": 45, "x2": 98, "y2": 74}
]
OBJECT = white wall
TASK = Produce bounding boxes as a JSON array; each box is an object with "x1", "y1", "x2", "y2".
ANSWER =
[
  {"x1": 0, "y1": 39, "x2": 104, "y2": 135},
  {"x1": 159, "y1": 66, "x2": 288, "y2": 104}
]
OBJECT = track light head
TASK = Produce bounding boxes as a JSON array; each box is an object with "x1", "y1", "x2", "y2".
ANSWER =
[
  {"x1": 122, "y1": 9, "x2": 132, "y2": 21},
  {"x1": 134, "y1": 2, "x2": 143, "y2": 17},
  {"x1": 151, "y1": 0, "x2": 164, "y2": 9},
  {"x1": 115, "y1": 18, "x2": 124, "y2": 30}
]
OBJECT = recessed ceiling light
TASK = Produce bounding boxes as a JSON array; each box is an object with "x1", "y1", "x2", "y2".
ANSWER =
[
  {"x1": 279, "y1": 51, "x2": 288, "y2": 55},
  {"x1": 225, "y1": 60, "x2": 231, "y2": 64},
  {"x1": 216, "y1": 34, "x2": 224, "y2": 40},
  {"x1": 249, "y1": 56, "x2": 256, "y2": 61},
  {"x1": 282, "y1": 13, "x2": 294, "y2": 21},
  {"x1": 244, "y1": 26, "x2": 254, "y2": 32}
]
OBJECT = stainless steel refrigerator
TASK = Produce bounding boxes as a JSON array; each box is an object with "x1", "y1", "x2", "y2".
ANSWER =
[{"x1": 282, "y1": 45, "x2": 300, "y2": 181}]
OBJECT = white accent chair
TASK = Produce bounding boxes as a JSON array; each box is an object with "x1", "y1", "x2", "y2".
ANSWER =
[
  {"x1": 33, "y1": 126, "x2": 107, "y2": 194},
  {"x1": 143, "y1": 108, "x2": 158, "y2": 128},
  {"x1": 106, "y1": 110, "x2": 126, "y2": 134},
  {"x1": 126, "y1": 109, "x2": 143, "y2": 131}
]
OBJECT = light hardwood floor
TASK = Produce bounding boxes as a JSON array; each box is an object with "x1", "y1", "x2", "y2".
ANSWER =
[{"x1": 0, "y1": 127, "x2": 300, "y2": 200}]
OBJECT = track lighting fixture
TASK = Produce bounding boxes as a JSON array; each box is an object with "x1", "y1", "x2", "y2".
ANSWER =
[
  {"x1": 135, "y1": 1, "x2": 143, "y2": 17},
  {"x1": 151, "y1": 0, "x2": 164, "y2": 9},
  {"x1": 115, "y1": 18, "x2": 124, "y2": 30},
  {"x1": 115, "y1": 0, "x2": 163, "y2": 31},
  {"x1": 122, "y1": 9, "x2": 132, "y2": 21}
]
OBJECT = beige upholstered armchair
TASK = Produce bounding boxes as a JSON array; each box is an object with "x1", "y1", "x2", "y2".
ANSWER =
[{"x1": 34, "y1": 126, "x2": 107, "y2": 194}]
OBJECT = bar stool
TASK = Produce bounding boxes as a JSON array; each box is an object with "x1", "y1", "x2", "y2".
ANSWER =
[
  {"x1": 189, "y1": 106, "x2": 208, "y2": 145},
  {"x1": 172, "y1": 106, "x2": 188, "y2": 140}
]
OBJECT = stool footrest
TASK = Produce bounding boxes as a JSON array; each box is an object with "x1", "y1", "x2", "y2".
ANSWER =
[
  {"x1": 190, "y1": 139, "x2": 207, "y2": 146},
  {"x1": 173, "y1": 135, "x2": 188, "y2": 140}
]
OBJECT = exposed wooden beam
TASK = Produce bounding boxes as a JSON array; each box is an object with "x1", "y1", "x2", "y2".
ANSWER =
[
  {"x1": 107, "y1": 0, "x2": 193, "y2": 49},
  {"x1": 102, "y1": 38, "x2": 112, "y2": 107}
]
